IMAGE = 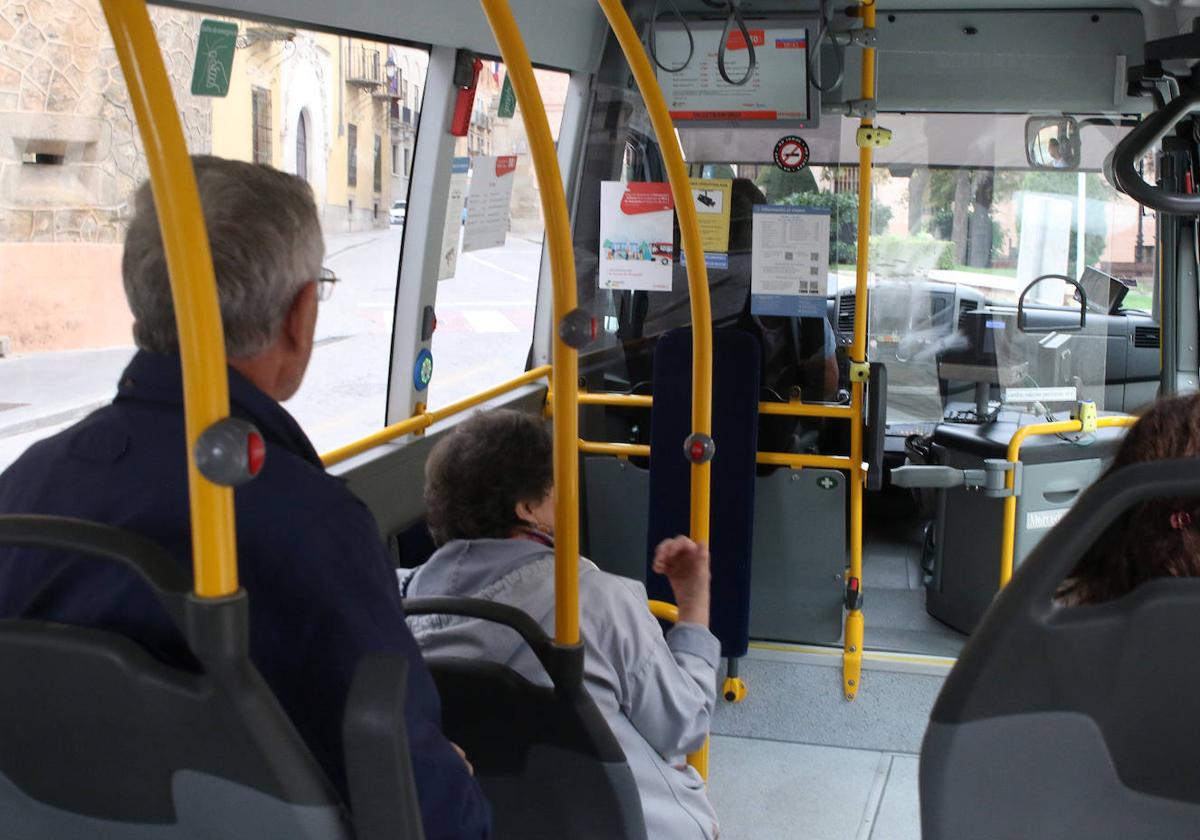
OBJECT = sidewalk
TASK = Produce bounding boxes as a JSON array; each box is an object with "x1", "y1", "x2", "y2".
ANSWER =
[{"x1": 0, "y1": 346, "x2": 135, "y2": 440}]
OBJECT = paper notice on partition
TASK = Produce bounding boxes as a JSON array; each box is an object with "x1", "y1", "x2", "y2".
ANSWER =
[
  {"x1": 438, "y1": 157, "x2": 470, "y2": 281},
  {"x1": 751, "y1": 205, "x2": 830, "y2": 317},
  {"x1": 689, "y1": 177, "x2": 732, "y2": 253},
  {"x1": 599, "y1": 181, "x2": 675, "y2": 292},
  {"x1": 463, "y1": 155, "x2": 518, "y2": 253}
]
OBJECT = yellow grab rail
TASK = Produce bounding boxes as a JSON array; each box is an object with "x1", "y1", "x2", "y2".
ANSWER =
[
  {"x1": 577, "y1": 390, "x2": 854, "y2": 420},
  {"x1": 479, "y1": 0, "x2": 581, "y2": 646},
  {"x1": 999, "y1": 415, "x2": 1136, "y2": 587},
  {"x1": 843, "y1": 0, "x2": 877, "y2": 701},
  {"x1": 321, "y1": 366, "x2": 551, "y2": 467},
  {"x1": 100, "y1": 0, "x2": 238, "y2": 598},
  {"x1": 596, "y1": 0, "x2": 714, "y2": 545}
]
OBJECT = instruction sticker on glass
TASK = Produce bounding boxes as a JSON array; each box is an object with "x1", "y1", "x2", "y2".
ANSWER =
[
  {"x1": 599, "y1": 182, "x2": 675, "y2": 292},
  {"x1": 438, "y1": 157, "x2": 469, "y2": 281},
  {"x1": 751, "y1": 205, "x2": 830, "y2": 317},
  {"x1": 689, "y1": 177, "x2": 732, "y2": 253},
  {"x1": 463, "y1": 155, "x2": 518, "y2": 253}
]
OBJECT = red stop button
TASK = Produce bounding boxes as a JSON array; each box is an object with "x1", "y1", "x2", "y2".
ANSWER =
[{"x1": 247, "y1": 431, "x2": 266, "y2": 476}]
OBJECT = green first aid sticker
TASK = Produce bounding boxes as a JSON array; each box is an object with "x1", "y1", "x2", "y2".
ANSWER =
[
  {"x1": 498, "y1": 73, "x2": 516, "y2": 119},
  {"x1": 191, "y1": 20, "x2": 238, "y2": 97}
]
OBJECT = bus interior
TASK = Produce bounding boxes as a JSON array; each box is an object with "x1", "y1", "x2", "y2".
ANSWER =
[{"x1": 1, "y1": 0, "x2": 1198, "y2": 837}]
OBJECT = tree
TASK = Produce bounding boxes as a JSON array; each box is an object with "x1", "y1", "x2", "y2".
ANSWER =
[
  {"x1": 907, "y1": 168, "x2": 930, "y2": 234},
  {"x1": 967, "y1": 172, "x2": 995, "y2": 268},
  {"x1": 755, "y1": 167, "x2": 819, "y2": 202}
]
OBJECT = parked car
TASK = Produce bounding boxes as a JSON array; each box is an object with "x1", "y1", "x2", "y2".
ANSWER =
[{"x1": 389, "y1": 200, "x2": 406, "y2": 226}]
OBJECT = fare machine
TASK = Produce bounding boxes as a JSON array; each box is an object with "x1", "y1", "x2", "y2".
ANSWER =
[{"x1": 897, "y1": 308, "x2": 1127, "y2": 633}]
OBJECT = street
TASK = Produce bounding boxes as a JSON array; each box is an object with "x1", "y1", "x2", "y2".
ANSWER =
[{"x1": 0, "y1": 225, "x2": 543, "y2": 470}]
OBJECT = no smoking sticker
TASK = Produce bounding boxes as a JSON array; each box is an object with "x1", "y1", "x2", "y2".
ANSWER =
[{"x1": 773, "y1": 135, "x2": 810, "y2": 173}]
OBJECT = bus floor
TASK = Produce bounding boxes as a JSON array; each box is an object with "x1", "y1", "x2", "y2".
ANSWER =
[
  {"x1": 707, "y1": 646, "x2": 947, "y2": 839},
  {"x1": 857, "y1": 488, "x2": 966, "y2": 658}
]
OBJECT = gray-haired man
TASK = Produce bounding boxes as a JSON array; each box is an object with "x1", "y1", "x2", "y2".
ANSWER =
[{"x1": 0, "y1": 156, "x2": 491, "y2": 839}]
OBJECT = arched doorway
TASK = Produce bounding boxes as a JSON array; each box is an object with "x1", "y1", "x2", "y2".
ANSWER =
[{"x1": 296, "y1": 112, "x2": 309, "y2": 182}]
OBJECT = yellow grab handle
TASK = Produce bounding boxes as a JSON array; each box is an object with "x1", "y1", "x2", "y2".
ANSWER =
[
  {"x1": 596, "y1": 0, "x2": 714, "y2": 545},
  {"x1": 999, "y1": 415, "x2": 1137, "y2": 587},
  {"x1": 478, "y1": 0, "x2": 581, "y2": 646},
  {"x1": 100, "y1": 0, "x2": 238, "y2": 597}
]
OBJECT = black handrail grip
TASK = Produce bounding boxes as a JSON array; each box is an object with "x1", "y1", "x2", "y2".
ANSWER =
[
  {"x1": 1108, "y1": 87, "x2": 1200, "y2": 215},
  {"x1": 0, "y1": 515, "x2": 190, "y2": 629},
  {"x1": 1017, "y1": 275, "x2": 1087, "y2": 333}
]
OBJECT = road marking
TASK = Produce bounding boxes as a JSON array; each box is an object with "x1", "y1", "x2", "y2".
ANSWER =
[
  {"x1": 463, "y1": 252, "x2": 536, "y2": 283},
  {"x1": 462, "y1": 310, "x2": 520, "y2": 334}
]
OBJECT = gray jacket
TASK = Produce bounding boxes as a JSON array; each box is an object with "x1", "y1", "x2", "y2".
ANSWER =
[{"x1": 398, "y1": 538, "x2": 720, "y2": 840}]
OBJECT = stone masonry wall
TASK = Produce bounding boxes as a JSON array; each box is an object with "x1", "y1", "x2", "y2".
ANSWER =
[{"x1": 0, "y1": 0, "x2": 211, "y2": 244}]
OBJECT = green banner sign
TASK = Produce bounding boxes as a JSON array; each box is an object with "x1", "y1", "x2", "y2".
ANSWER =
[
  {"x1": 498, "y1": 73, "x2": 516, "y2": 119},
  {"x1": 190, "y1": 20, "x2": 239, "y2": 98}
]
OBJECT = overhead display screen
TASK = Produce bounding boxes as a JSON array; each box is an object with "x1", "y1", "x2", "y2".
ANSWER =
[{"x1": 653, "y1": 18, "x2": 819, "y2": 127}]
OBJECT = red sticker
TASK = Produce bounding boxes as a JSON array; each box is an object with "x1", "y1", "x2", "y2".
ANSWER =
[
  {"x1": 495, "y1": 155, "x2": 518, "y2": 177},
  {"x1": 619, "y1": 182, "x2": 674, "y2": 215},
  {"x1": 726, "y1": 29, "x2": 765, "y2": 50},
  {"x1": 773, "y1": 135, "x2": 810, "y2": 173}
]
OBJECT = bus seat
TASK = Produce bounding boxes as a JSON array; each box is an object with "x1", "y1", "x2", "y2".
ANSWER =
[
  {"x1": 646, "y1": 327, "x2": 761, "y2": 660},
  {"x1": 0, "y1": 515, "x2": 423, "y2": 840},
  {"x1": 403, "y1": 596, "x2": 647, "y2": 840},
  {"x1": 920, "y1": 459, "x2": 1200, "y2": 839}
]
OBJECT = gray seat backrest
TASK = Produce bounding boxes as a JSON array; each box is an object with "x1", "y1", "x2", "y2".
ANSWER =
[
  {"x1": 0, "y1": 515, "x2": 421, "y2": 840},
  {"x1": 920, "y1": 459, "x2": 1200, "y2": 839}
]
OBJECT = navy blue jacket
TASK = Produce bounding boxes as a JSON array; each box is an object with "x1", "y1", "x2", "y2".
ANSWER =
[{"x1": 0, "y1": 351, "x2": 490, "y2": 839}]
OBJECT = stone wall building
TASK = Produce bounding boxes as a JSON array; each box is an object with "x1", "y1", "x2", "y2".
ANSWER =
[{"x1": 0, "y1": 1, "x2": 209, "y2": 352}]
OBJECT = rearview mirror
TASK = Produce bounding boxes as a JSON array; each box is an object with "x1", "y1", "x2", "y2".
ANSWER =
[{"x1": 1025, "y1": 116, "x2": 1081, "y2": 170}]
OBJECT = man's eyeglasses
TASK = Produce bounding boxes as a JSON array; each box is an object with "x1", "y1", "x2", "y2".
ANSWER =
[{"x1": 316, "y1": 268, "x2": 339, "y2": 302}]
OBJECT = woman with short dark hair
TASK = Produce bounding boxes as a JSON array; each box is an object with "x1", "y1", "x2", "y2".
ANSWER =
[
  {"x1": 1058, "y1": 393, "x2": 1200, "y2": 605},
  {"x1": 401, "y1": 409, "x2": 720, "y2": 840}
]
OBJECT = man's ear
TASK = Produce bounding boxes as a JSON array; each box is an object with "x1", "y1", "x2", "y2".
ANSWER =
[{"x1": 283, "y1": 280, "x2": 318, "y2": 352}]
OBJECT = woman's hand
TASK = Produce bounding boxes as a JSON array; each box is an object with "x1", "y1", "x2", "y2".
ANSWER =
[{"x1": 652, "y1": 536, "x2": 711, "y2": 626}]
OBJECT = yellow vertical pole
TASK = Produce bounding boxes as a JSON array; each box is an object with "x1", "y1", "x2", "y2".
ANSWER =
[
  {"x1": 478, "y1": 0, "x2": 580, "y2": 645},
  {"x1": 596, "y1": 0, "x2": 714, "y2": 545},
  {"x1": 99, "y1": 0, "x2": 239, "y2": 598},
  {"x1": 844, "y1": 0, "x2": 877, "y2": 701},
  {"x1": 596, "y1": 0, "x2": 715, "y2": 778}
]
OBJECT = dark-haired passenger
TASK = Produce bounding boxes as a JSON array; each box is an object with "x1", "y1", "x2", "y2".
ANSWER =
[
  {"x1": 1058, "y1": 393, "x2": 1200, "y2": 605},
  {"x1": 399, "y1": 409, "x2": 720, "y2": 840}
]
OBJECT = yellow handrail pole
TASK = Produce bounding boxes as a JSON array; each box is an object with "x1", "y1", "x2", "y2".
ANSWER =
[
  {"x1": 478, "y1": 0, "x2": 580, "y2": 646},
  {"x1": 596, "y1": 0, "x2": 714, "y2": 545},
  {"x1": 100, "y1": 0, "x2": 238, "y2": 598},
  {"x1": 843, "y1": 0, "x2": 877, "y2": 701},
  {"x1": 999, "y1": 415, "x2": 1136, "y2": 587},
  {"x1": 322, "y1": 365, "x2": 552, "y2": 467}
]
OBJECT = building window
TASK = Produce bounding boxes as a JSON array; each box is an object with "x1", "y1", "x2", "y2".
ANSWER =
[
  {"x1": 252, "y1": 87, "x2": 272, "y2": 166},
  {"x1": 373, "y1": 134, "x2": 382, "y2": 192},
  {"x1": 404, "y1": 148, "x2": 411, "y2": 177},
  {"x1": 347, "y1": 123, "x2": 358, "y2": 187},
  {"x1": 296, "y1": 113, "x2": 308, "y2": 182},
  {"x1": 392, "y1": 143, "x2": 401, "y2": 175}
]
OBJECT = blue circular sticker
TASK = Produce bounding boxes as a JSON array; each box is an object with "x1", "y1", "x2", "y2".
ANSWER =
[{"x1": 413, "y1": 348, "x2": 434, "y2": 391}]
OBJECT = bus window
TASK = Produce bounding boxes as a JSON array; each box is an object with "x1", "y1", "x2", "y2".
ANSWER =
[
  {"x1": 194, "y1": 22, "x2": 429, "y2": 452},
  {"x1": 0, "y1": 4, "x2": 430, "y2": 463},
  {"x1": 424, "y1": 64, "x2": 569, "y2": 410}
]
